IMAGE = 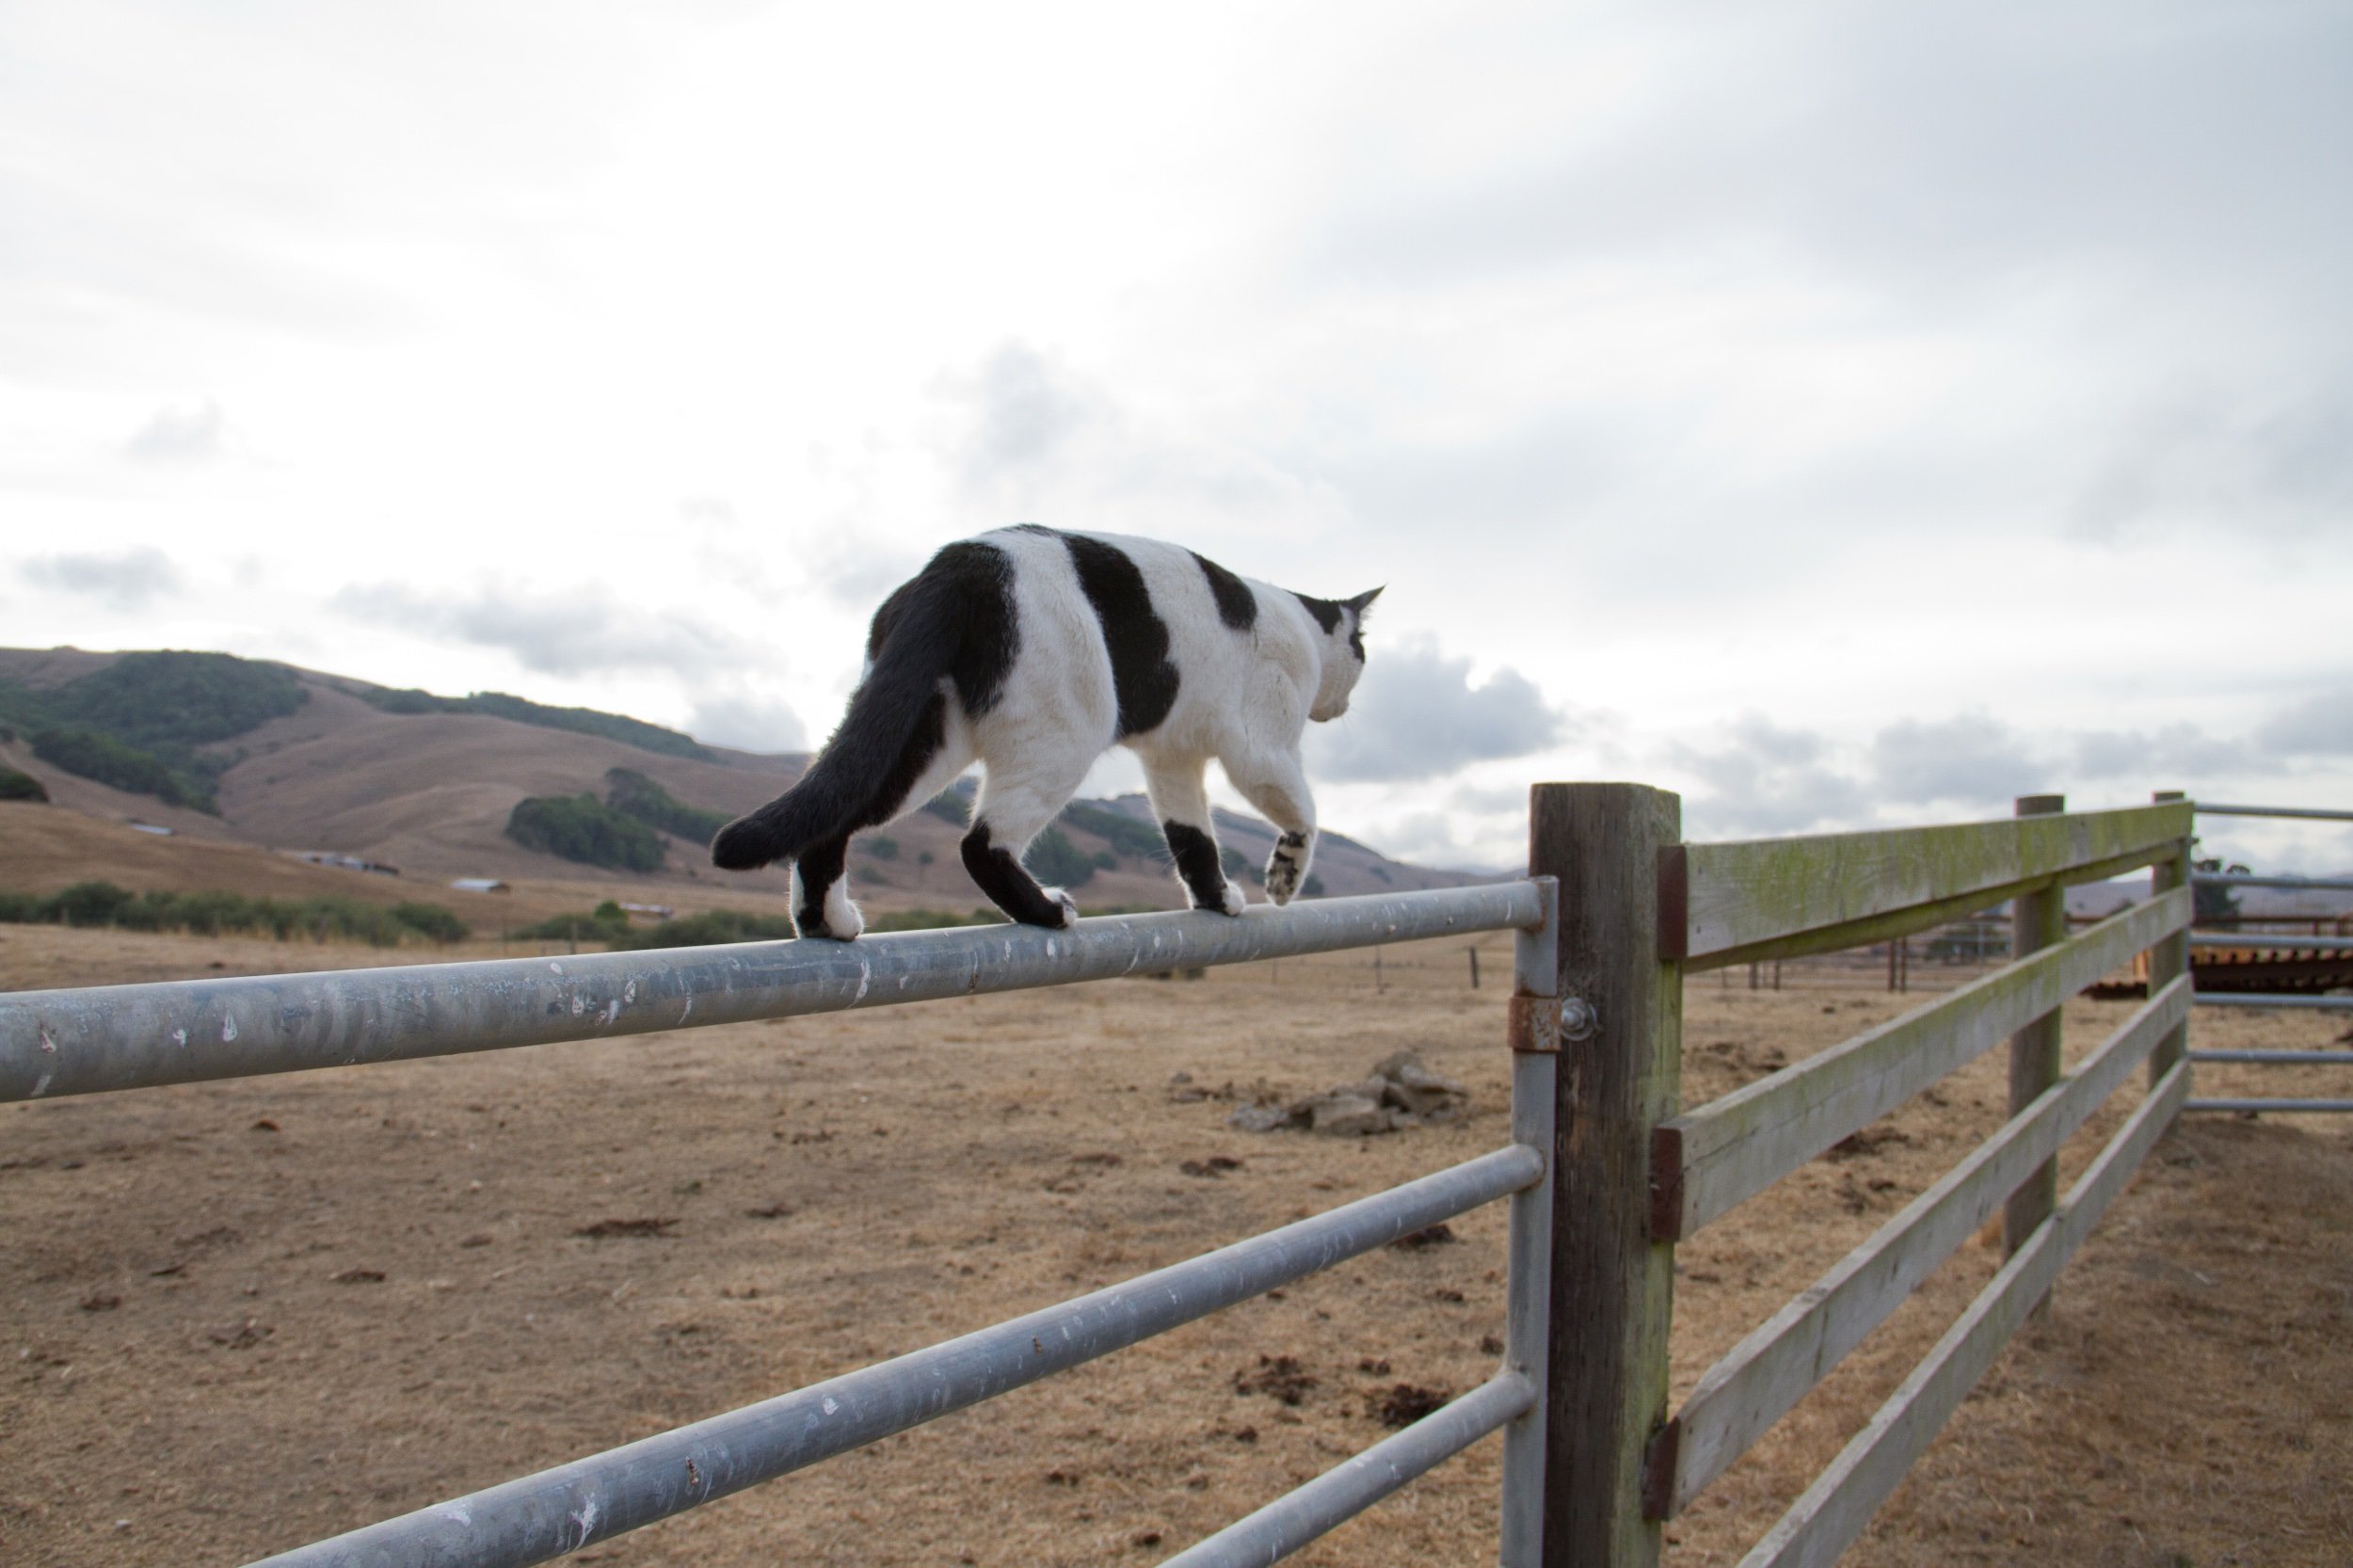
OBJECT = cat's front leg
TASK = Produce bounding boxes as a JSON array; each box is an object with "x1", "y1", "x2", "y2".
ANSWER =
[
  {"x1": 1225, "y1": 754, "x2": 1317, "y2": 905},
  {"x1": 1264, "y1": 828, "x2": 1316, "y2": 905}
]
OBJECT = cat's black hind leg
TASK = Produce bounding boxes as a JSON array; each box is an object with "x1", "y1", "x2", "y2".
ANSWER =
[
  {"x1": 1142, "y1": 755, "x2": 1247, "y2": 916},
  {"x1": 791, "y1": 834, "x2": 862, "y2": 940},
  {"x1": 961, "y1": 763, "x2": 1087, "y2": 929}
]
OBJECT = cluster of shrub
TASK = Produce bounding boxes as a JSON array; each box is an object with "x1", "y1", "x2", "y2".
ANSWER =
[
  {"x1": 0, "y1": 651, "x2": 310, "y2": 813},
  {"x1": 602, "y1": 768, "x2": 731, "y2": 845},
  {"x1": 359, "y1": 686, "x2": 712, "y2": 760},
  {"x1": 0, "y1": 763, "x2": 49, "y2": 802},
  {"x1": 506, "y1": 793, "x2": 666, "y2": 872},
  {"x1": 504, "y1": 767, "x2": 742, "y2": 872},
  {"x1": 0, "y1": 881, "x2": 470, "y2": 945},
  {"x1": 512, "y1": 900, "x2": 1005, "y2": 949}
]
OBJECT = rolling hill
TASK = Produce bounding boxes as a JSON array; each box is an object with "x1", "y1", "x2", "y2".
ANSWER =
[{"x1": 0, "y1": 646, "x2": 1483, "y2": 920}]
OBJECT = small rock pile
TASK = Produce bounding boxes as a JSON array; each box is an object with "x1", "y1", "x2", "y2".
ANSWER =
[{"x1": 1225, "y1": 1051, "x2": 1469, "y2": 1136}]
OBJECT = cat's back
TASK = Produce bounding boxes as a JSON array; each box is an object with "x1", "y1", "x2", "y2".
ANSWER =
[
  {"x1": 973, "y1": 526, "x2": 1303, "y2": 650},
  {"x1": 968, "y1": 526, "x2": 1317, "y2": 748}
]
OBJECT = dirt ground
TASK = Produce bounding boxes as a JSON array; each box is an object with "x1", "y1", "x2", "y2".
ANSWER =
[{"x1": 2, "y1": 925, "x2": 2347, "y2": 1568}]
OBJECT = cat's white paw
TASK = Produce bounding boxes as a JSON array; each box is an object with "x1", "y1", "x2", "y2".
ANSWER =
[
  {"x1": 1041, "y1": 888, "x2": 1080, "y2": 930},
  {"x1": 796, "y1": 880, "x2": 865, "y2": 940},
  {"x1": 1265, "y1": 830, "x2": 1313, "y2": 904},
  {"x1": 1197, "y1": 878, "x2": 1249, "y2": 918}
]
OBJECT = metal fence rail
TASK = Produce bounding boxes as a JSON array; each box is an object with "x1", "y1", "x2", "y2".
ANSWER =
[
  {"x1": 2194, "y1": 802, "x2": 2353, "y2": 822},
  {"x1": 1160, "y1": 1372, "x2": 1536, "y2": 1568},
  {"x1": 0, "y1": 883, "x2": 1544, "y2": 1102},
  {"x1": 2183, "y1": 796, "x2": 2353, "y2": 1116},
  {"x1": 249, "y1": 1144, "x2": 1544, "y2": 1568},
  {"x1": 2193, "y1": 872, "x2": 2353, "y2": 893}
]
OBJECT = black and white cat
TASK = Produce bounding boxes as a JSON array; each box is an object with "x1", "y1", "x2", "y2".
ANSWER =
[{"x1": 712, "y1": 525, "x2": 1378, "y2": 939}]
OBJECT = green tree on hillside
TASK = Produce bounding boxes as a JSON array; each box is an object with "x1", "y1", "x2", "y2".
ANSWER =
[
  {"x1": 362, "y1": 688, "x2": 712, "y2": 760},
  {"x1": 30, "y1": 727, "x2": 205, "y2": 809},
  {"x1": 603, "y1": 768, "x2": 731, "y2": 846},
  {"x1": 46, "y1": 651, "x2": 306, "y2": 750},
  {"x1": 505, "y1": 794, "x2": 665, "y2": 872}
]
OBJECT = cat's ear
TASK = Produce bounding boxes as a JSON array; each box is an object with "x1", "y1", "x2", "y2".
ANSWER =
[{"x1": 1344, "y1": 586, "x2": 1384, "y2": 619}]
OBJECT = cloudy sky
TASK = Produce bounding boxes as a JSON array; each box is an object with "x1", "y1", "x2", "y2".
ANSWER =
[{"x1": 4, "y1": 1, "x2": 2348, "y2": 872}]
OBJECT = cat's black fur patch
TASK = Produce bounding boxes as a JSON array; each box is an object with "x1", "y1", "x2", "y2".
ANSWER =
[
  {"x1": 961, "y1": 821, "x2": 1067, "y2": 927},
  {"x1": 1062, "y1": 534, "x2": 1179, "y2": 737},
  {"x1": 1293, "y1": 591, "x2": 1342, "y2": 634},
  {"x1": 1162, "y1": 820, "x2": 1229, "y2": 911},
  {"x1": 1192, "y1": 551, "x2": 1257, "y2": 632},
  {"x1": 794, "y1": 834, "x2": 851, "y2": 936},
  {"x1": 713, "y1": 540, "x2": 1016, "y2": 872}
]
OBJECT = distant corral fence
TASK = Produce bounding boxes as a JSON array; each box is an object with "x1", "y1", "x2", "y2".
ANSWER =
[
  {"x1": 0, "y1": 784, "x2": 2289, "y2": 1565},
  {"x1": 2179, "y1": 796, "x2": 2353, "y2": 1116}
]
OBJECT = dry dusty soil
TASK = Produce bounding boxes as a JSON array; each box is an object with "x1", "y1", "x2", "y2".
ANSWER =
[{"x1": 3, "y1": 924, "x2": 2348, "y2": 1568}]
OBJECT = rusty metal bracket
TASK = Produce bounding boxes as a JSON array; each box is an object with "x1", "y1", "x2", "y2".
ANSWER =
[
  {"x1": 1507, "y1": 993, "x2": 1561, "y2": 1054},
  {"x1": 1509, "y1": 995, "x2": 1600, "y2": 1054}
]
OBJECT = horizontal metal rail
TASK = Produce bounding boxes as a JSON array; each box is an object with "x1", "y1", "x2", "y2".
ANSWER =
[
  {"x1": 1, "y1": 883, "x2": 1544, "y2": 1103},
  {"x1": 2192, "y1": 872, "x2": 2353, "y2": 892},
  {"x1": 248, "y1": 1142, "x2": 1545, "y2": 1568},
  {"x1": 2189, "y1": 1048, "x2": 2353, "y2": 1065},
  {"x1": 2194, "y1": 802, "x2": 2353, "y2": 823},
  {"x1": 2185, "y1": 1098, "x2": 2353, "y2": 1114},
  {"x1": 2188, "y1": 934, "x2": 2353, "y2": 952},
  {"x1": 2193, "y1": 992, "x2": 2353, "y2": 1012},
  {"x1": 1156, "y1": 1372, "x2": 1534, "y2": 1568}
]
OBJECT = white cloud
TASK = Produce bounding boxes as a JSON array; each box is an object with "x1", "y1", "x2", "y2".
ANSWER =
[
  {"x1": 687, "y1": 689, "x2": 808, "y2": 754},
  {"x1": 1870, "y1": 713, "x2": 2050, "y2": 808},
  {"x1": 332, "y1": 582, "x2": 760, "y2": 683},
  {"x1": 122, "y1": 402, "x2": 226, "y2": 464},
  {"x1": 19, "y1": 546, "x2": 185, "y2": 610},
  {"x1": 1673, "y1": 715, "x2": 1872, "y2": 837},
  {"x1": 1306, "y1": 635, "x2": 1566, "y2": 784}
]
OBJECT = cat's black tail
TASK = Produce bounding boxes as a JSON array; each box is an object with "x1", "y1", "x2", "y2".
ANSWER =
[{"x1": 712, "y1": 542, "x2": 1009, "y2": 872}]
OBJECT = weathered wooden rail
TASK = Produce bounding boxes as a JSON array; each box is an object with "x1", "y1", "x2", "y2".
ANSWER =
[
  {"x1": 1560, "y1": 788, "x2": 2198, "y2": 1567},
  {"x1": 1, "y1": 784, "x2": 2221, "y2": 1566}
]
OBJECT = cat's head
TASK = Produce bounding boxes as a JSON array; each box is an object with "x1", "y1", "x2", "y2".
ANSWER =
[{"x1": 1308, "y1": 586, "x2": 1382, "y2": 722}]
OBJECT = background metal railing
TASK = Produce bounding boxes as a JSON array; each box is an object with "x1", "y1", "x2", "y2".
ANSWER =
[{"x1": 2183, "y1": 798, "x2": 2353, "y2": 1114}]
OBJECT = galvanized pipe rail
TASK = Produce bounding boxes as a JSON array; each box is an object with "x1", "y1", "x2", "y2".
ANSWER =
[
  {"x1": 2188, "y1": 934, "x2": 2353, "y2": 952},
  {"x1": 250, "y1": 1145, "x2": 1545, "y2": 1568},
  {"x1": 0, "y1": 884, "x2": 1544, "y2": 1103},
  {"x1": 2194, "y1": 993, "x2": 2353, "y2": 1012},
  {"x1": 2182, "y1": 796, "x2": 2353, "y2": 1115},
  {"x1": 2194, "y1": 802, "x2": 2353, "y2": 822},
  {"x1": 8, "y1": 878, "x2": 1566, "y2": 1567},
  {"x1": 2192, "y1": 872, "x2": 2353, "y2": 893}
]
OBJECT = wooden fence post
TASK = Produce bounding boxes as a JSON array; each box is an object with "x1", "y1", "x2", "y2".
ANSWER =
[
  {"x1": 2148, "y1": 791, "x2": 2192, "y2": 1087},
  {"x1": 1531, "y1": 783, "x2": 1682, "y2": 1568},
  {"x1": 2005, "y1": 793, "x2": 2066, "y2": 1292}
]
